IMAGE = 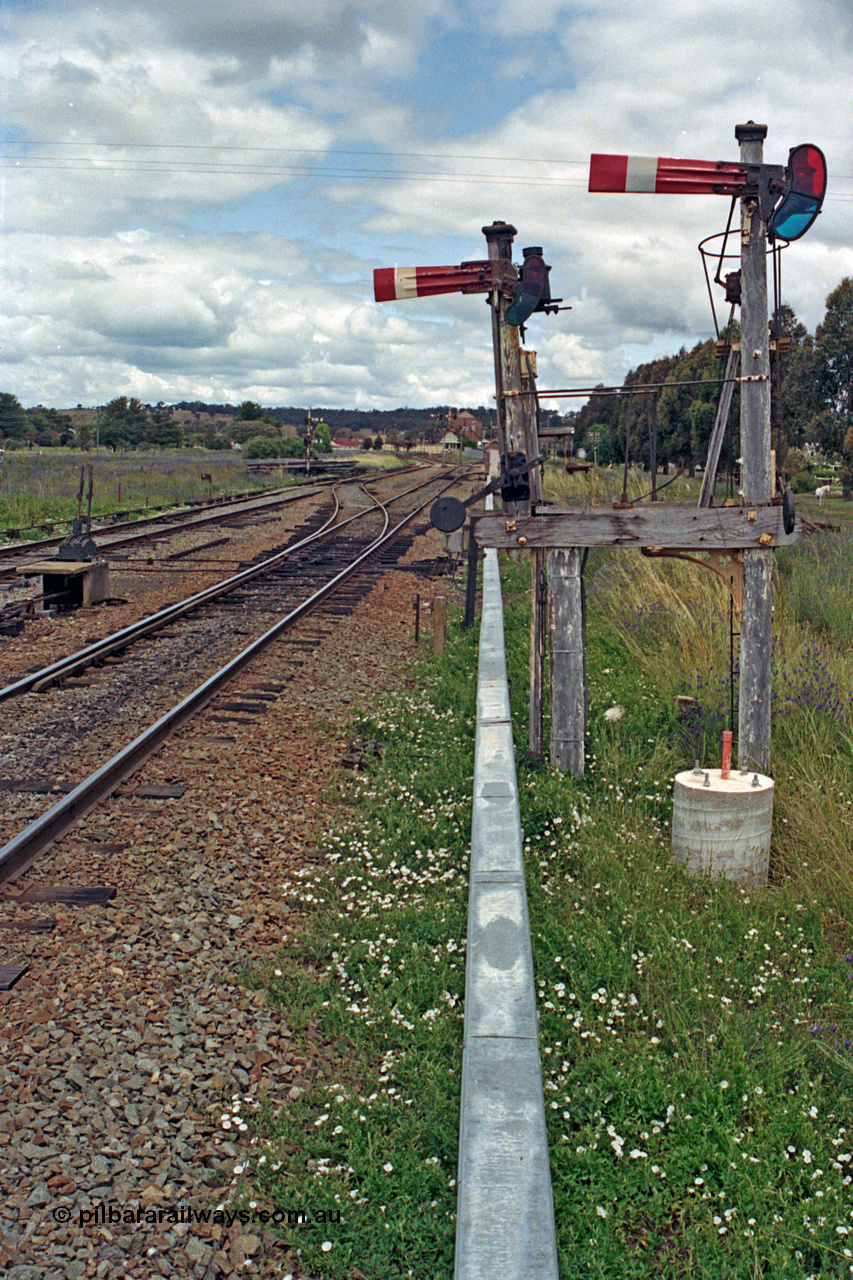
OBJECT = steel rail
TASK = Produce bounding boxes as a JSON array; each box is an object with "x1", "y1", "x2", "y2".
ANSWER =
[
  {"x1": 0, "y1": 467, "x2": 452, "y2": 701},
  {"x1": 0, "y1": 481, "x2": 335, "y2": 570},
  {"x1": 0, "y1": 491, "x2": 340, "y2": 701},
  {"x1": 0, "y1": 461, "x2": 428, "y2": 562},
  {"x1": 0, "y1": 471, "x2": 462, "y2": 885}
]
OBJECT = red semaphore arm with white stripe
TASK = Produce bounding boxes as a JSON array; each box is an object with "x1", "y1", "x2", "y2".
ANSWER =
[
  {"x1": 589, "y1": 153, "x2": 747, "y2": 196},
  {"x1": 373, "y1": 262, "x2": 491, "y2": 302}
]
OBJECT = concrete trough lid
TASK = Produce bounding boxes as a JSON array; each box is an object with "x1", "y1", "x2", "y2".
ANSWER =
[
  {"x1": 455, "y1": 1039, "x2": 557, "y2": 1280},
  {"x1": 464, "y1": 881, "x2": 538, "y2": 1041},
  {"x1": 454, "y1": 548, "x2": 558, "y2": 1280},
  {"x1": 470, "y1": 796, "x2": 522, "y2": 877}
]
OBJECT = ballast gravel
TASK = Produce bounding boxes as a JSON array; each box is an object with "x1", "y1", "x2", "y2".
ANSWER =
[{"x1": 0, "y1": 503, "x2": 463, "y2": 1280}]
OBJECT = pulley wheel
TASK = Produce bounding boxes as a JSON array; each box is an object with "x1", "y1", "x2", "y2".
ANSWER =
[
  {"x1": 430, "y1": 496, "x2": 467, "y2": 533},
  {"x1": 782, "y1": 486, "x2": 796, "y2": 535}
]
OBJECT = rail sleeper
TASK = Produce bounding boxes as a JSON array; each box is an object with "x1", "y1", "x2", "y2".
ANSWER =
[{"x1": 455, "y1": 548, "x2": 558, "y2": 1280}]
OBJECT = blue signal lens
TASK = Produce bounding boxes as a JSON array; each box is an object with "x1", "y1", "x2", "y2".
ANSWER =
[{"x1": 772, "y1": 192, "x2": 821, "y2": 241}]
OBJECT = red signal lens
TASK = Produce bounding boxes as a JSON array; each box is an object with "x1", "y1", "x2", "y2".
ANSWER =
[{"x1": 790, "y1": 145, "x2": 826, "y2": 198}]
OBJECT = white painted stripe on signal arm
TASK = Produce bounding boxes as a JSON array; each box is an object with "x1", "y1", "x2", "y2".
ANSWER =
[
  {"x1": 625, "y1": 155, "x2": 658, "y2": 192},
  {"x1": 394, "y1": 267, "x2": 419, "y2": 299}
]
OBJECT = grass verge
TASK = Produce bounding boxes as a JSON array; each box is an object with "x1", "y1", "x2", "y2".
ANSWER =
[{"x1": 234, "y1": 540, "x2": 853, "y2": 1280}]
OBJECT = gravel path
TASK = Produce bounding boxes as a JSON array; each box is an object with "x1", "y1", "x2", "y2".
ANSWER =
[{"x1": 0, "y1": 505, "x2": 461, "y2": 1279}]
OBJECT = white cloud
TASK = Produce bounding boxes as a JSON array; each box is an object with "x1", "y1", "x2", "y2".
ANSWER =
[{"x1": 0, "y1": 0, "x2": 850, "y2": 410}]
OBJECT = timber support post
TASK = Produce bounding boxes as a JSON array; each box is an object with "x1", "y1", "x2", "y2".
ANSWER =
[
  {"x1": 463, "y1": 523, "x2": 479, "y2": 632},
  {"x1": 547, "y1": 548, "x2": 586, "y2": 777},
  {"x1": 433, "y1": 596, "x2": 447, "y2": 655},
  {"x1": 482, "y1": 221, "x2": 541, "y2": 514},
  {"x1": 736, "y1": 121, "x2": 773, "y2": 775},
  {"x1": 482, "y1": 221, "x2": 549, "y2": 753},
  {"x1": 529, "y1": 548, "x2": 546, "y2": 756}
]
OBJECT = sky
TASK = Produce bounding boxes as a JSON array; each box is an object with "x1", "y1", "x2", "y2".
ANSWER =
[{"x1": 1, "y1": 0, "x2": 852, "y2": 414}]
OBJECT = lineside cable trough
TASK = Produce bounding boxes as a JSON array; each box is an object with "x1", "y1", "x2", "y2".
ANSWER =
[{"x1": 455, "y1": 543, "x2": 558, "y2": 1280}]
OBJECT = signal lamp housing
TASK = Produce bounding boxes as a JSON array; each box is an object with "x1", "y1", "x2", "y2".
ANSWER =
[{"x1": 769, "y1": 144, "x2": 827, "y2": 242}]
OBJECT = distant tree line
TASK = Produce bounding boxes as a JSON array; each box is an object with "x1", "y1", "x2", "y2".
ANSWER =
[
  {"x1": 0, "y1": 396, "x2": 76, "y2": 449},
  {"x1": 569, "y1": 278, "x2": 853, "y2": 495},
  {"x1": 0, "y1": 395, "x2": 492, "y2": 452},
  {"x1": 7, "y1": 277, "x2": 852, "y2": 481}
]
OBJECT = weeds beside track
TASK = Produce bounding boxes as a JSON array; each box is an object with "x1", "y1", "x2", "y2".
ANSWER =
[{"x1": 240, "y1": 533, "x2": 853, "y2": 1280}]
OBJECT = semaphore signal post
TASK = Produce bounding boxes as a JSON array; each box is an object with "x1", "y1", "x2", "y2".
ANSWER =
[{"x1": 374, "y1": 122, "x2": 825, "y2": 778}]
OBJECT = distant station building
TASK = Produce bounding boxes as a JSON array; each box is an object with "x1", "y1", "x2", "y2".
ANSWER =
[
  {"x1": 441, "y1": 431, "x2": 464, "y2": 457},
  {"x1": 453, "y1": 410, "x2": 484, "y2": 443}
]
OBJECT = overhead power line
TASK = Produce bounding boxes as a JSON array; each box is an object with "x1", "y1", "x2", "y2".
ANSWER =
[
  {"x1": 1, "y1": 141, "x2": 852, "y2": 195},
  {"x1": 0, "y1": 157, "x2": 592, "y2": 187},
  {"x1": 0, "y1": 138, "x2": 590, "y2": 165}
]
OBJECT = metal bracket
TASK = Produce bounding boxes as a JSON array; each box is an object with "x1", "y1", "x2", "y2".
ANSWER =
[
  {"x1": 458, "y1": 258, "x2": 518, "y2": 299},
  {"x1": 641, "y1": 546, "x2": 744, "y2": 618}
]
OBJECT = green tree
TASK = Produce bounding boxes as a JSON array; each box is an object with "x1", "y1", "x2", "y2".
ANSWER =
[
  {"x1": 246, "y1": 436, "x2": 281, "y2": 458},
  {"x1": 775, "y1": 304, "x2": 817, "y2": 456},
  {"x1": 149, "y1": 407, "x2": 183, "y2": 449},
  {"x1": 656, "y1": 339, "x2": 721, "y2": 475},
  {"x1": 577, "y1": 421, "x2": 613, "y2": 467},
  {"x1": 812, "y1": 278, "x2": 853, "y2": 455},
  {"x1": 25, "y1": 404, "x2": 72, "y2": 446},
  {"x1": 313, "y1": 422, "x2": 332, "y2": 454},
  {"x1": 235, "y1": 400, "x2": 265, "y2": 421},
  {"x1": 0, "y1": 392, "x2": 27, "y2": 441},
  {"x1": 229, "y1": 418, "x2": 269, "y2": 444},
  {"x1": 841, "y1": 423, "x2": 853, "y2": 500},
  {"x1": 688, "y1": 398, "x2": 717, "y2": 461},
  {"x1": 807, "y1": 409, "x2": 843, "y2": 458},
  {"x1": 100, "y1": 396, "x2": 150, "y2": 450}
]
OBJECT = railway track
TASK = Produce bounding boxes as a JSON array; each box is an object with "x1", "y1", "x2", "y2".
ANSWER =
[
  {"x1": 0, "y1": 482, "x2": 322, "y2": 566},
  {"x1": 0, "y1": 480, "x2": 337, "y2": 635},
  {"x1": 0, "y1": 466, "x2": 465, "y2": 1277},
  {"x1": 0, "y1": 465, "x2": 467, "y2": 893},
  {"x1": 0, "y1": 462, "x2": 429, "y2": 571},
  {"x1": 0, "y1": 465, "x2": 431, "y2": 633}
]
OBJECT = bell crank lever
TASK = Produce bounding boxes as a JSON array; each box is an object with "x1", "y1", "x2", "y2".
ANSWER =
[{"x1": 429, "y1": 455, "x2": 544, "y2": 533}]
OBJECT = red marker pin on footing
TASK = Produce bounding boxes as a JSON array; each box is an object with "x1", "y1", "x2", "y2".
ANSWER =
[{"x1": 721, "y1": 731, "x2": 733, "y2": 779}]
